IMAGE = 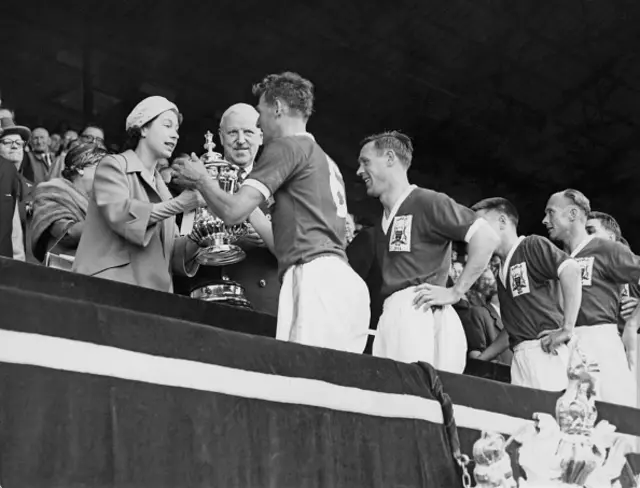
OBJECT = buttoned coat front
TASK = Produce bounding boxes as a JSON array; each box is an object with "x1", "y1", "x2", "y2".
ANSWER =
[{"x1": 73, "y1": 150, "x2": 198, "y2": 292}]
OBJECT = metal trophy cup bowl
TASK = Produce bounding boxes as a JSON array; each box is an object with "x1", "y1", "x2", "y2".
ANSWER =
[{"x1": 190, "y1": 131, "x2": 248, "y2": 266}]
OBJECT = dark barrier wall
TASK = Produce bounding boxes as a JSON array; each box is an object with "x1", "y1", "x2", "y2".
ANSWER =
[{"x1": 1, "y1": 258, "x2": 640, "y2": 486}]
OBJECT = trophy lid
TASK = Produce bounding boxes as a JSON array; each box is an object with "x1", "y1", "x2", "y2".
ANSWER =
[{"x1": 201, "y1": 130, "x2": 224, "y2": 164}]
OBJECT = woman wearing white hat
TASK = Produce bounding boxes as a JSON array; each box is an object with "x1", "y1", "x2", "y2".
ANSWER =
[{"x1": 72, "y1": 96, "x2": 203, "y2": 292}]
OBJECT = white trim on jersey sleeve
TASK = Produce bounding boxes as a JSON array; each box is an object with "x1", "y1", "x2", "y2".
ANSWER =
[
  {"x1": 557, "y1": 259, "x2": 573, "y2": 277},
  {"x1": 464, "y1": 218, "x2": 488, "y2": 243},
  {"x1": 242, "y1": 178, "x2": 271, "y2": 201}
]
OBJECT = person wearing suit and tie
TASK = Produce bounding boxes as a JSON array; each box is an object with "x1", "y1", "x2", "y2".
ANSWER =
[
  {"x1": 72, "y1": 96, "x2": 204, "y2": 292},
  {"x1": 173, "y1": 103, "x2": 281, "y2": 316}
]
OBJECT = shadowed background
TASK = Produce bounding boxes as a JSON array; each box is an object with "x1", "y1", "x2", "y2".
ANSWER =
[{"x1": 2, "y1": 0, "x2": 639, "y2": 243}]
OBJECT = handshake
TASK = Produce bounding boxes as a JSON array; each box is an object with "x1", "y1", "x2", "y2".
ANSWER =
[{"x1": 164, "y1": 153, "x2": 210, "y2": 191}]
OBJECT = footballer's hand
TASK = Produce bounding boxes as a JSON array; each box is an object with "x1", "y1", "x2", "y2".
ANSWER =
[
  {"x1": 413, "y1": 284, "x2": 463, "y2": 311},
  {"x1": 172, "y1": 152, "x2": 209, "y2": 189},
  {"x1": 538, "y1": 328, "x2": 571, "y2": 355},
  {"x1": 620, "y1": 296, "x2": 639, "y2": 322}
]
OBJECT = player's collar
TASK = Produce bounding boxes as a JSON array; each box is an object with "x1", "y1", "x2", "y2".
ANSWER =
[
  {"x1": 381, "y1": 185, "x2": 417, "y2": 234},
  {"x1": 500, "y1": 235, "x2": 526, "y2": 286},
  {"x1": 570, "y1": 234, "x2": 594, "y2": 257},
  {"x1": 291, "y1": 132, "x2": 315, "y2": 141}
]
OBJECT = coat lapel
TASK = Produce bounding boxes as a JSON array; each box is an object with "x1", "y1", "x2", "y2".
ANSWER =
[{"x1": 122, "y1": 150, "x2": 161, "y2": 200}]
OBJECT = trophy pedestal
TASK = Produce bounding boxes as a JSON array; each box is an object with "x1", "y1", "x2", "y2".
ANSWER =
[{"x1": 190, "y1": 280, "x2": 252, "y2": 309}]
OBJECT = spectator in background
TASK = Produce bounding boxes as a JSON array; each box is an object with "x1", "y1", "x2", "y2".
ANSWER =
[
  {"x1": 49, "y1": 133, "x2": 62, "y2": 155},
  {"x1": 450, "y1": 260, "x2": 464, "y2": 283},
  {"x1": 458, "y1": 267, "x2": 513, "y2": 365},
  {"x1": 31, "y1": 143, "x2": 108, "y2": 265},
  {"x1": 22, "y1": 127, "x2": 53, "y2": 184},
  {"x1": 79, "y1": 125, "x2": 106, "y2": 149},
  {"x1": 50, "y1": 125, "x2": 107, "y2": 180},
  {"x1": 0, "y1": 118, "x2": 30, "y2": 261},
  {"x1": 62, "y1": 130, "x2": 79, "y2": 152}
]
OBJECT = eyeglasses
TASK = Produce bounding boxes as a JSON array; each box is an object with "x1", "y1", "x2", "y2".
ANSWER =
[
  {"x1": 80, "y1": 134, "x2": 105, "y2": 145},
  {"x1": 0, "y1": 139, "x2": 25, "y2": 148}
]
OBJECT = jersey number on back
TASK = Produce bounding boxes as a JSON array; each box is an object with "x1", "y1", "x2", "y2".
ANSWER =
[{"x1": 326, "y1": 156, "x2": 348, "y2": 218}]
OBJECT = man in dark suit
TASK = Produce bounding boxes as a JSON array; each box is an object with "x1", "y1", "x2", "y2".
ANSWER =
[
  {"x1": 346, "y1": 223, "x2": 382, "y2": 354},
  {"x1": 174, "y1": 104, "x2": 280, "y2": 318},
  {"x1": 0, "y1": 118, "x2": 31, "y2": 260}
]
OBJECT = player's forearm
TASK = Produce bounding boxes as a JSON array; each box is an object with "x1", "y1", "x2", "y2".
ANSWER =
[
  {"x1": 558, "y1": 261, "x2": 582, "y2": 332},
  {"x1": 453, "y1": 225, "x2": 499, "y2": 297},
  {"x1": 477, "y1": 329, "x2": 509, "y2": 362},
  {"x1": 195, "y1": 177, "x2": 247, "y2": 225}
]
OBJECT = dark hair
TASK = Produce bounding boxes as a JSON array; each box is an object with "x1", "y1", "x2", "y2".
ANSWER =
[
  {"x1": 61, "y1": 142, "x2": 108, "y2": 181},
  {"x1": 360, "y1": 130, "x2": 414, "y2": 168},
  {"x1": 471, "y1": 197, "x2": 520, "y2": 226},
  {"x1": 562, "y1": 188, "x2": 591, "y2": 216},
  {"x1": 587, "y1": 210, "x2": 621, "y2": 239},
  {"x1": 252, "y1": 72, "x2": 314, "y2": 119},
  {"x1": 82, "y1": 123, "x2": 104, "y2": 133}
]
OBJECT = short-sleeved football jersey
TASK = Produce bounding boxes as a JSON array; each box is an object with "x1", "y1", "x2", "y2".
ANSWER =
[
  {"x1": 243, "y1": 134, "x2": 348, "y2": 280},
  {"x1": 375, "y1": 187, "x2": 477, "y2": 300},
  {"x1": 571, "y1": 236, "x2": 640, "y2": 326},
  {"x1": 496, "y1": 235, "x2": 571, "y2": 348}
]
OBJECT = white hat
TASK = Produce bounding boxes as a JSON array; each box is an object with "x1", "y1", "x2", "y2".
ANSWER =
[{"x1": 125, "y1": 96, "x2": 181, "y2": 130}]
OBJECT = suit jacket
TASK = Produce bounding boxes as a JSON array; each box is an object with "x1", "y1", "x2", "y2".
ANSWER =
[
  {"x1": 21, "y1": 151, "x2": 53, "y2": 185},
  {"x1": 73, "y1": 150, "x2": 198, "y2": 293},
  {"x1": 0, "y1": 160, "x2": 21, "y2": 258},
  {"x1": 458, "y1": 300, "x2": 513, "y2": 365}
]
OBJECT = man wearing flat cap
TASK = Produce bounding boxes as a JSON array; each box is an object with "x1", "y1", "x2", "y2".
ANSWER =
[{"x1": 0, "y1": 118, "x2": 31, "y2": 261}]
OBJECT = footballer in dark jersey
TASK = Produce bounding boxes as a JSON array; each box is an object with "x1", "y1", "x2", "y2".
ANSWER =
[
  {"x1": 472, "y1": 197, "x2": 582, "y2": 392},
  {"x1": 543, "y1": 189, "x2": 640, "y2": 406},
  {"x1": 173, "y1": 72, "x2": 370, "y2": 354},
  {"x1": 357, "y1": 131, "x2": 499, "y2": 372}
]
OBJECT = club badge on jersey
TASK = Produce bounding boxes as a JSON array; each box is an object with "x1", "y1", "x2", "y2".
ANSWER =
[
  {"x1": 389, "y1": 215, "x2": 412, "y2": 252},
  {"x1": 509, "y1": 262, "x2": 531, "y2": 297},
  {"x1": 575, "y1": 257, "x2": 594, "y2": 286}
]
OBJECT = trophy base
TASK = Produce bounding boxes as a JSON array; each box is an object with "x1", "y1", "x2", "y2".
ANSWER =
[
  {"x1": 190, "y1": 281, "x2": 252, "y2": 309},
  {"x1": 196, "y1": 244, "x2": 246, "y2": 266}
]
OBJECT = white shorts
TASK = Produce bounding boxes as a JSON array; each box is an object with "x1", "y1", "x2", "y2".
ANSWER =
[
  {"x1": 277, "y1": 256, "x2": 370, "y2": 354},
  {"x1": 511, "y1": 339, "x2": 569, "y2": 392},
  {"x1": 573, "y1": 324, "x2": 636, "y2": 407},
  {"x1": 372, "y1": 287, "x2": 467, "y2": 373}
]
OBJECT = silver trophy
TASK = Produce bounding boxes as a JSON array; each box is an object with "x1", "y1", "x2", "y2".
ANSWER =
[
  {"x1": 189, "y1": 131, "x2": 248, "y2": 266},
  {"x1": 190, "y1": 273, "x2": 252, "y2": 309}
]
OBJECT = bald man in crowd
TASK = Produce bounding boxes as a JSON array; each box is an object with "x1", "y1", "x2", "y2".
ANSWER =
[{"x1": 174, "y1": 103, "x2": 280, "y2": 317}]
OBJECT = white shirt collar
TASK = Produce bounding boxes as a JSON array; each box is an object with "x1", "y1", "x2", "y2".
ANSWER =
[
  {"x1": 292, "y1": 132, "x2": 315, "y2": 141},
  {"x1": 499, "y1": 235, "x2": 526, "y2": 286},
  {"x1": 382, "y1": 185, "x2": 417, "y2": 234},
  {"x1": 490, "y1": 302, "x2": 501, "y2": 318},
  {"x1": 570, "y1": 235, "x2": 594, "y2": 257}
]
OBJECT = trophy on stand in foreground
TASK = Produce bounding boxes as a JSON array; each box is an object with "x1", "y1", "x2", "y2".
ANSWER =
[
  {"x1": 188, "y1": 131, "x2": 252, "y2": 309},
  {"x1": 467, "y1": 343, "x2": 636, "y2": 488}
]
